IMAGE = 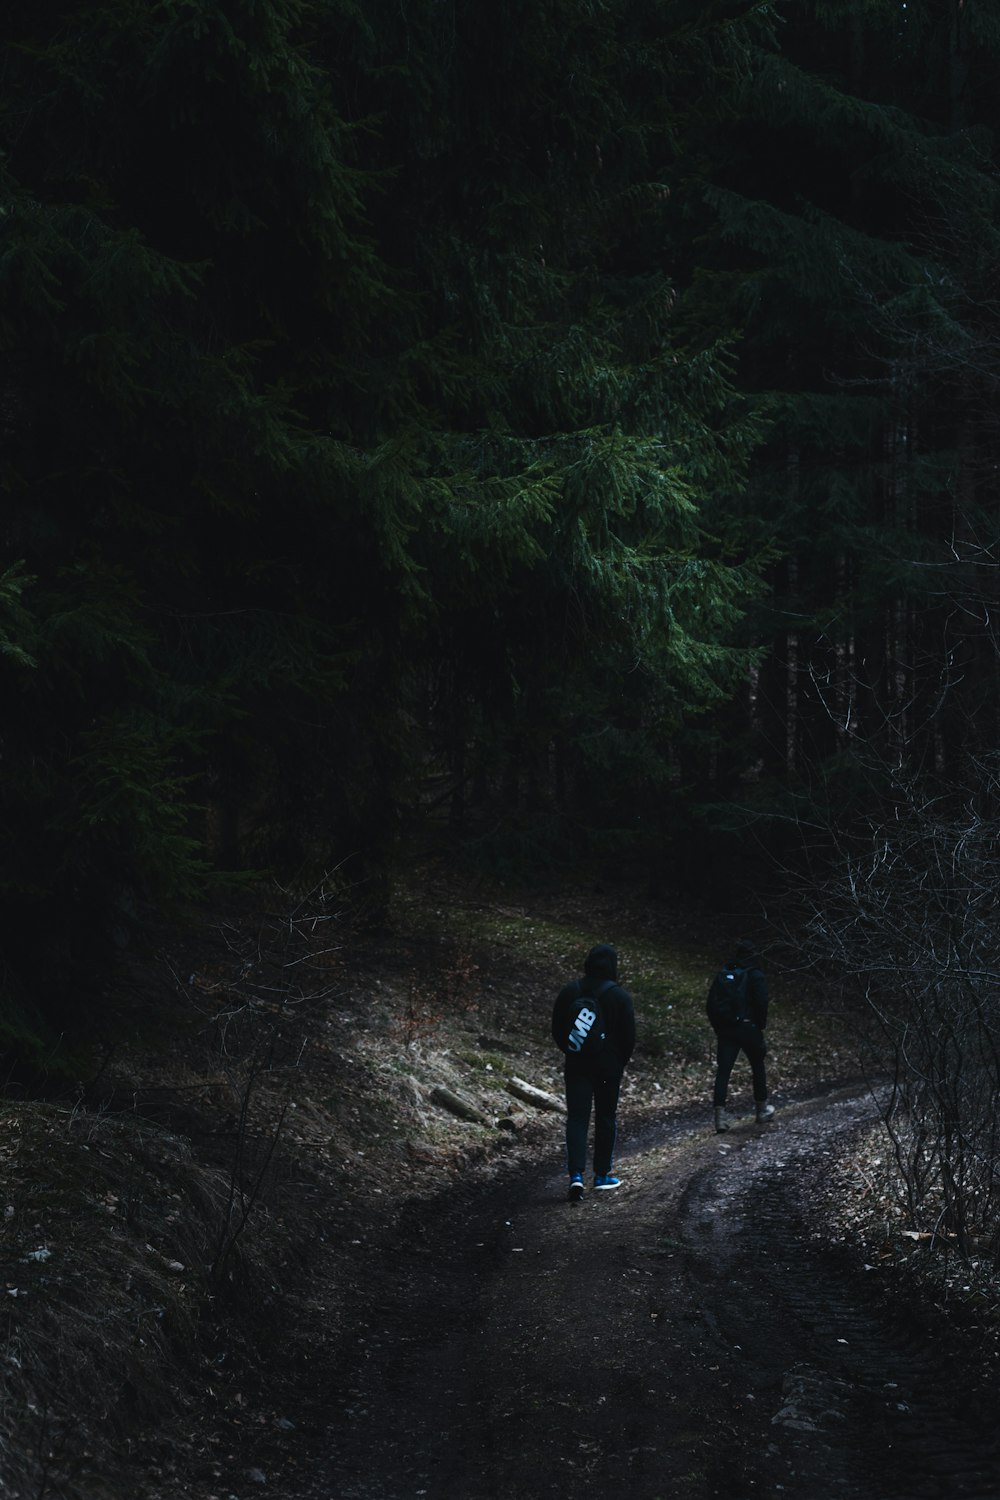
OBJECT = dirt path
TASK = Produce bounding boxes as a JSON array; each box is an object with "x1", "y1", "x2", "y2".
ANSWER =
[{"x1": 302, "y1": 1088, "x2": 1000, "y2": 1500}]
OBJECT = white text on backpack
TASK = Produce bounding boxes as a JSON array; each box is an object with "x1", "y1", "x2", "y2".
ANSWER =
[{"x1": 568, "y1": 1006, "x2": 597, "y2": 1053}]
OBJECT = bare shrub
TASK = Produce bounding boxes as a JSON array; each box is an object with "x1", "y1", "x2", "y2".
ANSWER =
[
  {"x1": 797, "y1": 758, "x2": 1000, "y2": 1258},
  {"x1": 0, "y1": 875, "x2": 351, "y2": 1497},
  {"x1": 168, "y1": 875, "x2": 346, "y2": 1284}
]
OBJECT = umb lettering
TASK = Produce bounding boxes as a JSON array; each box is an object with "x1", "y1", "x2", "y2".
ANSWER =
[{"x1": 567, "y1": 1005, "x2": 597, "y2": 1053}]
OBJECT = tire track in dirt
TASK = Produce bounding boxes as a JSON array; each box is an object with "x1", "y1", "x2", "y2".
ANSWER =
[
  {"x1": 305, "y1": 1089, "x2": 1000, "y2": 1500},
  {"x1": 679, "y1": 1093, "x2": 1000, "y2": 1499}
]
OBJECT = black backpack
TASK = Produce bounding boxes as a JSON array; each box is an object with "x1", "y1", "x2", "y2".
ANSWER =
[
  {"x1": 560, "y1": 979, "x2": 615, "y2": 1056},
  {"x1": 706, "y1": 966, "x2": 750, "y2": 1029}
]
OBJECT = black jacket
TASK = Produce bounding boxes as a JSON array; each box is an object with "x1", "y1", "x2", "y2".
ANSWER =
[{"x1": 552, "y1": 943, "x2": 635, "y2": 1071}]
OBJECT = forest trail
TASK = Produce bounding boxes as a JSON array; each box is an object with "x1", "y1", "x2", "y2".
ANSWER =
[{"x1": 305, "y1": 1087, "x2": 1000, "y2": 1500}]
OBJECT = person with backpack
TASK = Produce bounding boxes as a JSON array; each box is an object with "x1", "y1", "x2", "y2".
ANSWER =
[
  {"x1": 552, "y1": 943, "x2": 635, "y2": 1201},
  {"x1": 707, "y1": 939, "x2": 776, "y2": 1133}
]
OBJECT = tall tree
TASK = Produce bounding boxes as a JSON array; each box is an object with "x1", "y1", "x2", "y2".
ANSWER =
[
  {"x1": 1, "y1": 0, "x2": 398, "y2": 1044},
  {"x1": 1, "y1": 0, "x2": 770, "y2": 1061},
  {"x1": 675, "y1": 0, "x2": 1000, "y2": 830},
  {"x1": 343, "y1": 0, "x2": 771, "y2": 847}
]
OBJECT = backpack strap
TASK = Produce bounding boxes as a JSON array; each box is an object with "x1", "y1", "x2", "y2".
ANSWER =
[{"x1": 579, "y1": 977, "x2": 616, "y2": 1001}]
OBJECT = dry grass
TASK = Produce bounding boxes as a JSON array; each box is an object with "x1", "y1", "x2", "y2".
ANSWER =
[
  {"x1": 0, "y1": 860, "x2": 959, "y2": 1497},
  {"x1": 815, "y1": 1115, "x2": 1000, "y2": 1375}
]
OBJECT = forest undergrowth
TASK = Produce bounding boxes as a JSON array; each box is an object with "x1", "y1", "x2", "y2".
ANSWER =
[{"x1": 1, "y1": 860, "x2": 997, "y2": 1500}]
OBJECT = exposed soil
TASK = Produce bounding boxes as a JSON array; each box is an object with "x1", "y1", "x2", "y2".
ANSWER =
[
  {"x1": 4, "y1": 871, "x2": 1000, "y2": 1500},
  {"x1": 294, "y1": 1088, "x2": 1000, "y2": 1500}
]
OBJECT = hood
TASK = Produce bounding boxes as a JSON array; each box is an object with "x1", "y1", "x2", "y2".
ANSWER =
[
  {"x1": 584, "y1": 943, "x2": 618, "y2": 982},
  {"x1": 731, "y1": 939, "x2": 757, "y2": 966}
]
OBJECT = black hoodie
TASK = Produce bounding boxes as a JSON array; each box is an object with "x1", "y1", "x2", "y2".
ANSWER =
[{"x1": 552, "y1": 943, "x2": 636, "y2": 1070}]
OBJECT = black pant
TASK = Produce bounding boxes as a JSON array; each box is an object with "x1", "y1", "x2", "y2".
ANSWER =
[
  {"x1": 713, "y1": 1024, "x2": 767, "y2": 1108},
  {"x1": 564, "y1": 1061, "x2": 622, "y2": 1177}
]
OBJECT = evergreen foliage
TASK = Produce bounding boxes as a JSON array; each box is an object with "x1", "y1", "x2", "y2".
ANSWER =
[
  {"x1": 13, "y1": 0, "x2": 999, "y2": 1060},
  {"x1": 678, "y1": 0, "x2": 1000, "y2": 831},
  {"x1": 2, "y1": 0, "x2": 767, "y2": 1064}
]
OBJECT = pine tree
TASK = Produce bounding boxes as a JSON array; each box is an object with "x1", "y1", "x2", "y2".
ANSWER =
[
  {"x1": 1, "y1": 0, "x2": 773, "y2": 1061},
  {"x1": 336, "y1": 0, "x2": 771, "y2": 852},
  {"x1": 676, "y1": 0, "x2": 1000, "y2": 830},
  {"x1": 1, "y1": 0, "x2": 395, "y2": 1045}
]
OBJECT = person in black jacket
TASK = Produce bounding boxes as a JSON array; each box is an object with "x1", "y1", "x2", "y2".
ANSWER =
[
  {"x1": 552, "y1": 943, "x2": 635, "y2": 1201},
  {"x1": 708, "y1": 939, "x2": 775, "y2": 1133}
]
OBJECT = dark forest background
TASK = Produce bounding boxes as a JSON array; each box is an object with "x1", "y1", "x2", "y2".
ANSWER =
[{"x1": 4, "y1": 0, "x2": 1000, "y2": 1129}]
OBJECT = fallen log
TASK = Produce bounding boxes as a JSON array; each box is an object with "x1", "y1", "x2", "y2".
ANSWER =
[
  {"x1": 428, "y1": 1085, "x2": 491, "y2": 1125},
  {"x1": 507, "y1": 1076, "x2": 565, "y2": 1113}
]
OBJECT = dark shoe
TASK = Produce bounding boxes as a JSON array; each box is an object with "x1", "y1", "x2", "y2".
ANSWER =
[
  {"x1": 567, "y1": 1174, "x2": 585, "y2": 1202},
  {"x1": 593, "y1": 1174, "x2": 621, "y2": 1191},
  {"x1": 714, "y1": 1107, "x2": 730, "y2": 1133},
  {"x1": 755, "y1": 1101, "x2": 776, "y2": 1123}
]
